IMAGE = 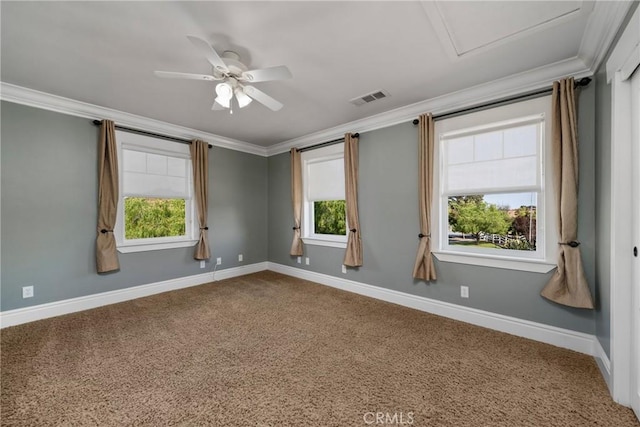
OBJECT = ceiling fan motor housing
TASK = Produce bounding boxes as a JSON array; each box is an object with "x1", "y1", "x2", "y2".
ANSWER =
[{"x1": 216, "y1": 50, "x2": 248, "y2": 79}]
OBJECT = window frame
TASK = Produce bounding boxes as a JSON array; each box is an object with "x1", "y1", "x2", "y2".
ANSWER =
[
  {"x1": 432, "y1": 96, "x2": 557, "y2": 273},
  {"x1": 300, "y1": 143, "x2": 348, "y2": 248},
  {"x1": 114, "y1": 131, "x2": 198, "y2": 253}
]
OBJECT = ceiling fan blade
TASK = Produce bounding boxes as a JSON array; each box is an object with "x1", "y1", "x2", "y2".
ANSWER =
[
  {"x1": 242, "y1": 85, "x2": 283, "y2": 111},
  {"x1": 241, "y1": 65, "x2": 292, "y2": 83},
  {"x1": 186, "y1": 35, "x2": 229, "y2": 73},
  {"x1": 154, "y1": 71, "x2": 218, "y2": 81}
]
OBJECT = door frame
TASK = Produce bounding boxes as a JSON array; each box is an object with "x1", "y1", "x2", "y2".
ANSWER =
[
  {"x1": 630, "y1": 62, "x2": 640, "y2": 420},
  {"x1": 606, "y1": 4, "x2": 639, "y2": 408}
]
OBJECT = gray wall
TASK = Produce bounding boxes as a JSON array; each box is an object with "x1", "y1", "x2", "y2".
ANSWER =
[
  {"x1": 594, "y1": 66, "x2": 612, "y2": 356},
  {"x1": 268, "y1": 85, "x2": 597, "y2": 334},
  {"x1": 1, "y1": 101, "x2": 268, "y2": 311}
]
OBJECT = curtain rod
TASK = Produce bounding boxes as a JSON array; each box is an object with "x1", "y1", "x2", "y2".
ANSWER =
[
  {"x1": 92, "y1": 120, "x2": 212, "y2": 148},
  {"x1": 297, "y1": 133, "x2": 360, "y2": 153},
  {"x1": 412, "y1": 77, "x2": 592, "y2": 125}
]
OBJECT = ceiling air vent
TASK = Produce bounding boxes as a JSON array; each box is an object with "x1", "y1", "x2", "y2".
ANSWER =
[{"x1": 350, "y1": 89, "x2": 390, "y2": 106}]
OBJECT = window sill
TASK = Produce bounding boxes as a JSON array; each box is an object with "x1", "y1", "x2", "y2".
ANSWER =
[
  {"x1": 117, "y1": 239, "x2": 198, "y2": 253},
  {"x1": 433, "y1": 251, "x2": 556, "y2": 273},
  {"x1": 302, "y1": 237, "x2": 347, "y2": 249}
]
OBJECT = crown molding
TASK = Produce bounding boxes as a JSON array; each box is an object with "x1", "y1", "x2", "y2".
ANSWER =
[
  {"x1": 606, "y1": 3, "x2": 640, "y2": 82},
  {"x1": 1, "y1": 3, "x2": 628, "y2": 160},
  {"x1": 266, "y1": 56, "x2": 591, "y2": 156},
  {"x1": 0, "y1": 82, "x2": 268, "y2": 157},
  {"x1": 578, "y1": 0, "x2": 636, "y2": 74}
]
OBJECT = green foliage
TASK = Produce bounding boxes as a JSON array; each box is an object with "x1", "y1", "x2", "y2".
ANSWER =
[
  {"x1": 124, "y1": 197, "x2": 186, "y2": 239},
  {"x1": 449, "y1": 197, "x2": 511, "y2": 243},
  {"x1": 448, "y1": 195, "x2": 484, "y2": 228},
  {"x1": 510, "y1": 205, "x2": 537, "y2": 247},
  {"x1": 314, "y1": 200, "x2": 346, "y2": 235},
  {"x1": 503, "y1": 239, "x2": 534, "y2": 250}
]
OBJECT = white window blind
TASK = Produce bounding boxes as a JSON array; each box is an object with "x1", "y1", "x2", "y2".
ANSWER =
[
  {"x1": 307, "y1": 157, "x2": 345, "y2": 201},
  {"x1": 122, "y1": 148, "x2": 190, "y2": 198},
  {"x1": 442, "y1": 121, "x2": 541, "y2": 195}
]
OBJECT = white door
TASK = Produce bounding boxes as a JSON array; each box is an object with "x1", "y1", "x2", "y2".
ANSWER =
[{"x1": 631, "y1": 65, "x2": 640, "y2": 421}]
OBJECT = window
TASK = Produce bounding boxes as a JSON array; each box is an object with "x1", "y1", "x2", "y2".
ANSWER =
[
  {"x1": 301, "y1": 144, "x2": 348, "y2": 248},
  {"x1": 433, "y1": 96, "x2": 556, "y2": 272},
  {"x1": 114, "y1": 131, "x2": 198, "y2": 253}
]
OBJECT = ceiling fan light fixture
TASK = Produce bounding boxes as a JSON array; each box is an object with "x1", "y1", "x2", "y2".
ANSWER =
[
  {"x1": 214, "y1": 96, "x2": 230, "y2": 109},
  {"x1": 215, "y1": 82, "x2": 233, "y2": 101},
  {"x1": 235, "y1": 88, "x2": 253, "y2": 108}
]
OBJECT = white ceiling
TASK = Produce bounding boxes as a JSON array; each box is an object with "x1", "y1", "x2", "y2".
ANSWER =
[{"x1": 0, "y1": 1, "x2": 627, "y2": 148}]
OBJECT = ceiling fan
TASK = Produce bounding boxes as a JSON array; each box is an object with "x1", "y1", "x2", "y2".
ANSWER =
[{"x1": 154, "y1": 35, "x2": 292, "y2": 113}]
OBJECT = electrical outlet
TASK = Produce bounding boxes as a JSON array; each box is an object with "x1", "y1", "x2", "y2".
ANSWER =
[
  {"x1": 22, "y1": 286, "x2": 34, "y2": 299},
  {"x1": 305, "y1": 257, "x2": 310, "y2": 265},
  {"x1": 461, "y1": 286, "x2": 469, "y2": 298},
  {"x1": 216, "y1": 257, "x2": 222, "y2": 266},
  {"x1": 297, "y1": 257, "x2": 301, "y2": 264},
  {"x1": 200, "y1": 260, "x2": 205, "y2": 269},
  {"x1": 341, "y1": 265, "x2": 347, "y2": 274},
  {"x1": 238, "y1": 254, "x2": 243, "y2": 262}
]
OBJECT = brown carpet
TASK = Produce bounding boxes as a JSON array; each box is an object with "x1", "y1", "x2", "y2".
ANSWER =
[{"x1": 1, "y1": 271, "x2": 637, "y2": 426}]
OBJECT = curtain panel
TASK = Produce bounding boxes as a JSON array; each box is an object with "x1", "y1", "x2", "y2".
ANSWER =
[
  {"x1": 540, "y1": 78, "x2": 594, "y2": 309},
  {"x1": 412, "y1": 113, "x2": 437, "y2": 281},
  {"x1": 96, "y1": 120, "x2": 120, "y2": 273},
  {"x1": 191, "y1": 139, "x2": 210, "y2": 260},
  {"x1": 343, "y1": 133, "x2": 363, "y2": 267},
  {"x1": 290, "y1": 148, "x2": 304, "y2": 256}
]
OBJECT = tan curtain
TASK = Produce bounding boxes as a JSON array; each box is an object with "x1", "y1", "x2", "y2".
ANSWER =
[
  {"x1": 290, "y1": 148, "x2": 303, "y2": 256},
  {"x1": 96, "y1": 120, "x2": 120, "y2": 273},
  {"x1": 540, "y1": 78, "x2": 594, "y2": 309},
  {"x1": 344, "y1": 133, "x2": 363, "y2": 267},
  {"x1": 412, "y1": 114, "x2": 437, "y2": 281},
  {"x1": 191, "y1": 140, "x2": 210, "y2": 260}
]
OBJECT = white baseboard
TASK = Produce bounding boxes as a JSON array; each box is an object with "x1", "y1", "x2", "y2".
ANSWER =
[
  {"x1": 214, "y1": 262, "x2": 268, "y2": 281},
  {"x1": 0, "y1": 262, "x2": 268, "y2": 328},
  {"x1": 267, "y1": 262, "x2": 597, "y2": 356},
  {"x1": 1, "y1": 260, "x2": 599, "y2": 358},
  {"x1": 594, "y1": 338, "x2": 612, "y2": 393}
]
